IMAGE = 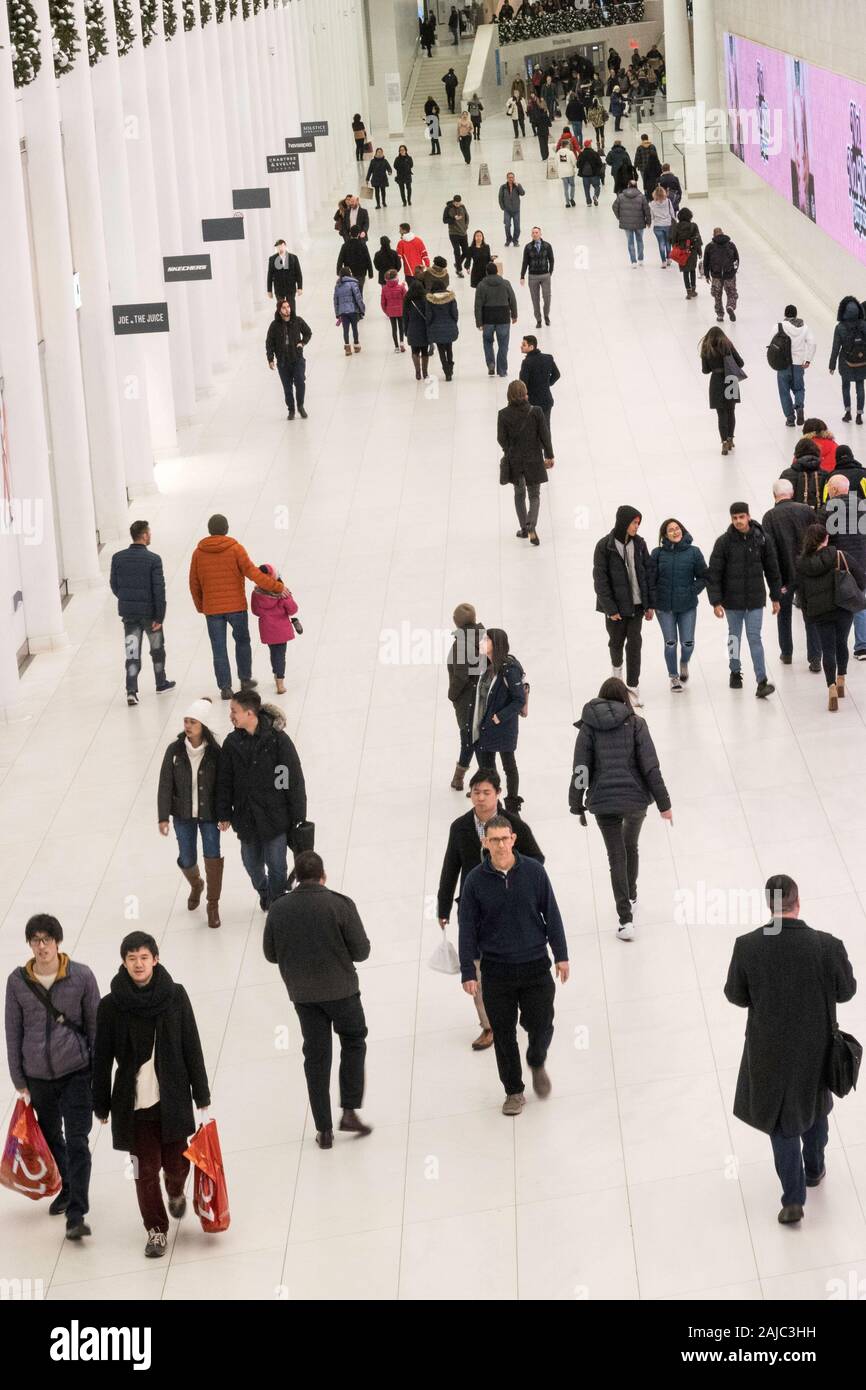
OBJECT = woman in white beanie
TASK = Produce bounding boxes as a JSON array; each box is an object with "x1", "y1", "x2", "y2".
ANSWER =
[{"x1": 157, "y1": 697, "x2": 224, "y2": 927}]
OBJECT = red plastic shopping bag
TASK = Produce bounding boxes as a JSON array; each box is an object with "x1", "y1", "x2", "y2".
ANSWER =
[
  {"x1": 183, "y1": 1119, "x2": 230, "y2": 1233},
  {"x1": 0, "y1": 1099, "x2": 62, "y2": 1201}
]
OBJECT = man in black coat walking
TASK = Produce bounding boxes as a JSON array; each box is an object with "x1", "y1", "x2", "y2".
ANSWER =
[
  {"x1": 761, "y1": 479, "x2": 821, "y2": 669},
  {"x1": 216, "y1": 691, "x2": 307, "y2": 908},
  {"x1": 592, "y1": 505, "x2": 656, "y2": 703},
  {"x1": 519, "y1": 227, "x2": 555, "y2": 327},
  {"x1": 265, "y1": 300, "x2": 312, "y2": 420},
  {"x1": 92, "y1": 931, "x2": 211, "y2": 1258},
  {"x1": 109, "y1": 520, "x2": 176, "y2": 707},
  {"x1": 519, "y1": 334, "x2": 560, "y2": 441},
  {"x1": 264, "y1": 851, "x2": 372, "y2": 1149},
  {"x1": 707, "y1": 503, "x2": 781, "y2": 697},
  {"x1": 725, "y1": 873, "x2": 856, "y2": 1224},
  {"x1": 438, "y1": 768, "x2": 545, "y2": 1051},
  {"x1": 266, "y1": 239, "x2": 303, "y2": 310},
  {"x1": 336, "y1": 227, "x2": 374, "y2": 297}
]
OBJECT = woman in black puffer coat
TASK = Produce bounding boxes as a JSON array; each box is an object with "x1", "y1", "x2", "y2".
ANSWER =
[
  {"x1": 829, "y1": 294, "x2": 866, "y2": 423},
  {"x1": 496, "y1": 379, "x2": 553, "y2": 546},
  {"x1": 781, "y1": 438, "x2": 824, "y2": 510},
  {"x1": 403, "y1": 275, "x2": 430, "y2": 380},
  {"x1": 472, "y1": 628, "x2": 527, "y2": 811},
  {"x1": 795, "y1": 522, "x2": 866, "y2": 709},
  {"x1": 569, "y1": 677, "x2": 672, "y2": 936}
]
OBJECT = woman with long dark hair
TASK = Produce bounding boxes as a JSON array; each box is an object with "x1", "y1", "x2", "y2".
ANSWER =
[
  {"x1": 496, "y1": 379, "x2": 553, "y2": 546},
  {"x1": 795, "y1": 522, "x2": 866, "y2": 710},
  {"x1": 670, "y1": 207, "x2": 702, "y2": 299},
  {"x1": 157, "y1": 698, "x2": 223, "y2": 928},
  {"x1": 472, "y1": 628, "x2": 526, "y2": 811},
  {"x1": 700, "y1": 325, "x2": 744, "y2": 455},
  {"x1": 650, "y1": 518, "x2": 708, "y2": 691},
  {"x1": 569, "y1": 677, "x2": 672, "y2": 940},
  {"x1": 464, "y1": 229, "x2": 492, "y2": 287},
  {"x1": 403, "y1": 274, "x2": 430, "y2": 380}
]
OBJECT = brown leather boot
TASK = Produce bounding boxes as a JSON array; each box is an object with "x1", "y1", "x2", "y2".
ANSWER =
[
  {"x1": 181, "y1": 863, "x2": 204, "y2": 910},
  {"x1": 204, "y1": 857, "x2": 224, "y2": 928},
  {"x1": 837, "y1": 674, "x2": 846, "y2": 698},
  {"x1": 828, "y1": 682, "x2": 839, "y2": 711},
  {"x1": 450, "y1": 763, "x2": 468, "y2": 791}
]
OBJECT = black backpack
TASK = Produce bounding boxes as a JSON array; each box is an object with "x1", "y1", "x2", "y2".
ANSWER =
[
  {"x1": 766, "y1": 323, "x2": 793, "y2": 371},
  {"x1": 844, "y1": 323, "x2": 866, "y2": 368}
]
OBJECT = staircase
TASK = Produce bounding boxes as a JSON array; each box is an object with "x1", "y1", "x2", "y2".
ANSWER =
[{"x1": 406, "y1": 48, "x2": 472, "y2": 130}]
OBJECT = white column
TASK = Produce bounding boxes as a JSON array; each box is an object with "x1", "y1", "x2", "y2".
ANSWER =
[
  {"x1": 662, "y1": 0, "x2": 694, "y2": 109},
  {"x1": 215, "y1": 9, "x2": 255, "y2": 326},
  {"x1": 693, "y1": 0, "x2": 720, "y2": 122},
  {"x1": 286, "y1": 1, "x2": 310, "y2": 245},
  {"x1": 200, "y1": 2, "x2": 243, "y2": 351},
  {"x1": 58, "y1": 0, "x2": 129, "y2": 544},
  {"x1": 21, "y1": 0, "x2": 101, "y2": 589},
  {"x1": 239, "y1": 9, "x2": 271, "y2": 311},
  {"x1": 182, "y1": 10, "x2": 230, "y2": 372}
]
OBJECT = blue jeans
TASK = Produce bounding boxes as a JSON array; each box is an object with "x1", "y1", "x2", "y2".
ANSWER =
[
  {"x1": 173, "y1": 817, "x2": 221, "y2": 867},
  {"x1": 582, "y1": 175, "x2": 600, "y2": 204},
  {"x1": 240, "y1": 831, "x2": 288, "y2": 905},
  {"x1": 562, "y1": 175, "x2": 575, "y2": 204},
  {"x1": 503, "y1": 209, "x2": 520, "y2": 244},
  {"x1": 568, "y1": 121, "x2": 583, "y2": 143},
  {"x1": 268, "y1": 642, "x2": 288, "y2": 678},
  {"x1": 726, "y1": 608, "x2": 766, "y2": 682},
  {"x1": 340, "y1": 313, "x2": 360, "y2": 344},
  {"x1": 205, "y1": 609, "x2": 252, "y2": 690},
  {"x1": 776, "y1": 364, "x2": 805, "y2": 420},
  {"x1": 625, "y1": 228, "x2": 644, "y2": 263},
  {"x1": 653, "y1": 225, "x2": 670, "y2": 262},
  {"x1": 840, "y1": 367, "x2": 866, "y2": 412},
  {"x1": 122, "y1": 618, "x2": 167, "y2": 693},
  {"x1": 770, "y1": 1113, "x2": 828, "y2": 1207},
  {"x1": 854, "y1": 603, "x2": 866, "y2": 653},
  {"x1": 482, "y1": 322, "x2": 510, "y2": 375},
  {"x1": 656, "y1": 608, "x2": 697, "y2": 676},
  {"x1": 27, "y1": 1068, "x2": 93, "y2": 1224}
]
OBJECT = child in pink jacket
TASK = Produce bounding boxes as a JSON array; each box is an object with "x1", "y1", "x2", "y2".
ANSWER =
[
  {"x1": 250, "y1": 564, "x2": 301, "y2": 694},
  {"x1": 381, "y1": 269, "x2": 407, "y2": 353}
]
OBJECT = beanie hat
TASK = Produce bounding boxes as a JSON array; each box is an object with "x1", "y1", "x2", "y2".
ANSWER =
[
  {"x1": 433, "y1": 255, "x2": 448, "y2": 268},
  {"x1": 184, "y1": 697, "x2": 214, "y2": 725},
  {"x1": 208, "y1": 514, "x2": 229, "y2": 535},
  {"x1": 584, "y1": 139, "x2": 593, "y2": 147},
  {"x1": 729, "y1": 501, "x2": 749, "y2": 516},
  {"x1": 613, "y1": 505, "x2": 641, "y2": 541},
  {"x1": 453, "y1": 602, "x2": 477, "y2": 628},
  {"x1": 835, "y1": 444, "x2": 854, "y2": 463},
  {"x1": 258, "y1": 562, "x2": 276, "y2": 576}
]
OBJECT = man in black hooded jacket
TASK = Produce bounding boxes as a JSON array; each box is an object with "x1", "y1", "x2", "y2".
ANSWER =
[
  {"x1": 707, "y1": 503, "x2": 781, "y2": 696},
  {"x1": 592, "y1": 505, "x2": 656, "y2": 702},
  {"x1": 265, "y1": 300, "x2": 312, "y2": 420}
]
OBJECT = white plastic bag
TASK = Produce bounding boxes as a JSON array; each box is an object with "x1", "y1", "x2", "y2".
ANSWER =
[{"x1": 429, "y1": 932, "x2": 461, "y2": 975}]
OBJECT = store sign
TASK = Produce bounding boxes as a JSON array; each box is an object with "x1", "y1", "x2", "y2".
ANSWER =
[
  {"x1": 300, "y1": 120, "x2": 329, "y2": 138},
  {"x1": 232, "y1": 187, "x2": 271, "y2": 209},
  {"x1": 267, "y1": 153, "x2": 300, "y2": 173},
  {"x1": 163, "y1": 255, "x2": 213, "y2": 282},
  {"x1": 112, "y1": 302, "x2": 170, "y2": 335},
  {"x1": 284, "y1": 136, "x2": 316, "y2": 154},
  {"x1": 202, "y1": 217, "x2": 245, "y2": 241}
]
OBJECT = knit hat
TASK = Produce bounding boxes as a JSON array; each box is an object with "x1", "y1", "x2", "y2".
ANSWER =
[
  {"x1": 835, "y1": 445, "x2": 854, "y2": 464},
  {"x1": 584, "y1": 139, "x2": 593, "y2": 147},
  {"x1": 613, "y1": 505, "x2": 641, "y2": 541},
  {"x1": 208, "y1": 514, "x2": 229, "y2": 535},
  {"x1": 258, "y1": 562, "x2": 276, "y2": 576},
  {"x1": 433, "y1": 255, "x2": 448, "y2": 268},
  {"x1": 729, "y1": 501, "x2": 749, "y2": 516},
  {"x1": 184, "y1": 697, "x2": 214, "y2": 725}
]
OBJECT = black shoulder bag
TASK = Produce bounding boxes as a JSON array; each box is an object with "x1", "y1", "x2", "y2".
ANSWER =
[
  {"x1": 19, "y1": 968, "x2": 88, "y2": 1039},
  {"x1": 817, "y1": 938, "x2": 862, "y2": 1097}
]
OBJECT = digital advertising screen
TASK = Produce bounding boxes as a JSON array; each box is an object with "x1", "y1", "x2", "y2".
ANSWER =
[{"x1": 723, "y1": 32, "x2": 866, "y2": 262}]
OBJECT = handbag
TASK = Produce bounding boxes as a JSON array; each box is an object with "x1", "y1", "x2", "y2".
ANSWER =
[
  {"x1": 817, "y1": 936, "x2": 862, "y2": 1097},
  {"x1": 359, "y1": 183, "x2": 374, "y2": 200},
  {"x1": 363, "y1": 140, "x2": 373, "y2": 154},
  {"x1": 723, "y1": 352, "x2": 747, "y2": 382},
  {"x1": 834, "y1": 549, "x2": 866, "y2": 612},
  {"x1": 669, "y1": 238, "x2": 689, "y2": 267}
]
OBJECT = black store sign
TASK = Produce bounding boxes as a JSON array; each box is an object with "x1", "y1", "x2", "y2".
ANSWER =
[
  {"x1": 301, "y1": 120, "x2": 329, "y2": 138},
  {"x1": 202, "y1": 217, "x2": 246, "y2": 242},
  {"x1": 163, "y1": 255, "x2": 213, "y2": 282},
  {"x1": 267, "y1": 153, "x2": 300, "y2": 173},
  {"x1": 284, "y1": 137, "x2": 316, "y2": 154},
  {"x1": 232, "y1": 187, "x2": 271, "y2": 209},
  {"x1": 113, "y1": 302, "x2": 170, "y2": 335}
]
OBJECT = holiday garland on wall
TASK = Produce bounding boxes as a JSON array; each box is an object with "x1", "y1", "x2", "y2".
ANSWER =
[
  {"x1": 113, "y1": 0, "x2": 135, "y2": 54},
  {"x1": 84, "y1": 0, "x2": 108, "y2": 63},
  {"x1": 141, "y1": 0, "x2": 157, "y2": 43},
  {"x1": 182, "y1": 0, "x2": 194, "y2": 28},
  {"x1": 214, "y1": 0, "x2": 225, "y2": 17},
  {"x1": 7, "y1": 0, "x2": 42, "y2": 86},
  {"x1": 241, "y1": 0, "x2": 249, "y2": 17},
  {"x1": 162, "y1": 0, "x2": 176, "y2": 37},
  {"x1": 49, "y1": 0, "x2": 80, "y2": 76},
  {"x1": 200, "y1": 0, "x2": 212, "y2": 22},
  {"x1": 229, "y1": 0, "x2": 237, "y2": 16}
]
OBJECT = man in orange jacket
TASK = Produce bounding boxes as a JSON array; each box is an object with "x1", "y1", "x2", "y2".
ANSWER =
[{"x1": 189, "y1": 515, "x2": 284, "y2": 699}]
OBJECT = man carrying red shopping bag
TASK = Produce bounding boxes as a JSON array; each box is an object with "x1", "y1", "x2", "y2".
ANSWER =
[
  {"x1": 92, "y1": 931, "x2": 211, "y2": 1260},
  {"x1": 4, "y1": 914, "x2": 100, "y2": 1241},
  {"x1": 184, "y1": 1118, "x2": 230, "y2": 1232},
  {"x1": 1, "y1": 1097, "x2": 63, "y2": 1201}
]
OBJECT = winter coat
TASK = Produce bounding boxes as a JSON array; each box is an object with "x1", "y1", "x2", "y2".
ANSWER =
[
  {"x1": 337, "y1": 204, "x2": 369, "y2": 240},
  {"x1": 250, "y1": 585, "x2": 299, "y2": 644},
  {"x1": 576, "y1": 147, "x2": 604, "y2": 178},
  {"x1": 658, "y1": 171, "x2": 682, "y2": 203},
  {"x1": 609, "y1": 92, "x2": 625, "y2": 116},
  {"x1": 669, "y1": 217, "x2": 702, "y2": 270},
  {"x1": 633, "y1": 142, "x2": 661, "y2": 182},
  {"x1": 476, "y1": 654, "x2": 526, "y2": 753},
  {"x1": 468, "y1": 98, "x2": 483, "y2": 121},
  {"x1": 437, "y1": 806, "x2": 544, "y2": 921},
  {"x1": 426, "y1": 112, "x2": 442, "y2": 140},
  {"x1": 702, "y1": 344, "x2": 744, "y2": 410},
  {"x1": 393, "y1": 152, "x2": 414, "y2": 186},
  {"x1": 803, "y1": 431, "x2": 838, "y2": 474},
  {"x1": 157, "y1": 733, "x2": 220, "y2": 824},
  {"x1": 569, "y1": 699, "x2": 670, "y2": 816},
  {"x1": 588, "y1": 102, "x2": 608, "y2": 129},
  {"x1": 605, "y1": 143, "x2": 631, "y2": 177},
  {"x1": 265, "y1": 311, "x2": 312, "y2": 365},
  {"x1": 702, "y1": 232, "x2": 739, "y2": 280},
  {"x1": 828, "y1": 447, "x2": 866, "y2": 498},
  {"x1": 447, "y1": 621, "x2": 486, "y2": 730},
  {"x1": 402, "y1": 282, "x2": 430, "y2": 349},
  {"x1": 424, "y1": 291, "x2": 459, "y2": 344},
  {"x1": 780, "y1": 316, "x2": 817, "y2": 366},
  {"x1": 556, "y1": 132, "x2": 579, "y2": 156},
  {"x1": 505, "y1": 96, "x2": 524, "y2": 120},
  {"x1": 464, "y1": 241, "x2": 492, "y2": 288},
  {"x1": 109, "y1": 544, "x2": 167, "y2": 622},
  {"x1": 337, "y1": 239, "x2": 373, "y2": 283},
  {"x1": 443, "y1": 200, "x2": 470, "y2": 238},
  {"x1": 819, "y1": 495, "x2": 866, "y2": 571},
  {"x1": 189, "y1": 535, "x2": 282, "y2": 616},
  {"x1": 592, "y1": 529, "x2": 655, "y2": 617},
  {"x1": 5, "y1": 956, "x2": 100, "y2": 1089},
  {"x1": 566, "y1": 95, "x2": 586, "y2": 123},
  {"x1": 263, "y1": 882, "x2": 371, "y2": 1005},
  {"x1": 795, "y1": 544, "x2": 866, "y2": 621},
  {"x1": 396, "y1": 234, "x2": 429, "y2": 279},
  {"x1": 497, "y1": 402, "x2": 552, "y2": 485},
  {"x1": 554, "y1": 146, "x2": 577, "y2": 178},
  {"x1": 649, "y1": 531, "x2": 708, "y2": 613},
  {"x1": 417, "y1": 261, "x2": 450, "y2": 294},
  {"x1": 706, "y1": 521, "x2": 782, "y2": 610},
  {"x1": 373, "y1": 241, "x2": 401, "y2": 285},
  {"x1": 365, "y1": 155, "x2": 392, "y2": 189},
  {"x1": 829, "y1": 295, "x2": 866, "y2": 374},
  {"x1": 519, "y1": 348, "x2": 560, "y2": 412},
  {"x1": 380, "y1": 276, "x2": 407, "y2": 319},
  {"x1": 498, "y1": 181, "x2": 525, "y2": 213},
  {"x1": 442, "y1": 70, "x2": 459, "y2": 93},
  {"x1": 92, "y1": 965, "x2": 210, "y2": 1153},
  {"x1": 215, "y1": 709, "x2": 307, "y2": 844},
  {"x1": 267, "y1": 252, "x2": 302, "y2": 299},
  {"x1": 612, "y1": 186, "x2": 651, "y2": 230},
  {"x1": 760, "y1": 499, "x2": 816, "y2": 589},
  {"x1": 649, "y1": 196, "x2": 675, "y2": 228},
  {"x1": 725, "y1": 920, "x2": 856, "y2": 1137},
  {"x1": 333, "y1": 274, "x2": 366, "y2": 319},
  {"x1": 780, "y1": 453, "x2": 824, "y2": 510},
  {"x1": 474, "y1": 272, "x2": 517, "y2": 326},
  {"x1": 520, "y1": 239, "x2": 555, "y2": 277}
]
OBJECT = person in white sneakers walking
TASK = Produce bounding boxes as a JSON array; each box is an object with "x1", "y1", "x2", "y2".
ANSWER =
[
  {"x1": 592, "y1": 505, "x2": 656, "y2": 706},
  {"x1": 771, "y1": 304, "x2": 817, "y2": 427}
]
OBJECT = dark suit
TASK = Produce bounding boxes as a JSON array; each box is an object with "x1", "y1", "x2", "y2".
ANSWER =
[
  {"x1": 338, "y1": 205, "x2": 370, "y2": 241},
  {"x1": 519, "y1": 348, "x2": 561, "y2": 442},
  {"x1": 267, "y1": 252, "x2": 303, "y2": 306}
]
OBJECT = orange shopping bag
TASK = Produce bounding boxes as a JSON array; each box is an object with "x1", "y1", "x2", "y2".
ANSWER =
[
  {"x1": 0, "y1": 1099, "x2": 62, "y2": 1201},
  {"x1": 183, "y1": 1119, "x2": 230, "y2": 1233}
]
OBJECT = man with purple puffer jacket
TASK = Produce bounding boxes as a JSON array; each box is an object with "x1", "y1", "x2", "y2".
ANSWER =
[{"x1": 250, "y1": 564, "x2": 301, "y2": 694}]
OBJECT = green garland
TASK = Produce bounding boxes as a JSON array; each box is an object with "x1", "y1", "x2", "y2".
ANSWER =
[
  {"x1": 252, "y1": 0, "x2": 260, "y2": 11},
  {"x1": 113, "y1": 0, "x2": 135, "y2": 54},
  {"x1": 229, "y1": 0, "x2": 237, "y2": 15},
  {"x1": 49, "y1": 0, "x2": 80, "y2": 76},
  {"x1": 84, "y1": 0, "x2": 108, "y2": 64},
  {"x1": 140, "y1": 0, "x2": 158, "y2": 43},
  {"x1": 182, "y1": 0, "x2": 194, "y2": 27},
  {"x1": 7, "y1": 0, "x2": 42, "y2": 85},
  {"x1": 241, "y1": 0, "x2": 249, "y2": 17},
  {"x1": 214, "y1": 0, "x2": 225, "y2": 17},
  {"x1": 200, "y1": 0, "x2": 212, "y2": 20},
  {"x1": 162, "y1": 0, "x2": 176, "y2": 36}
]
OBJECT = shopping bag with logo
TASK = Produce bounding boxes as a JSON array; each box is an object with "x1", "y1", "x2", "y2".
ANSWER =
[
  {"x1": 0, "y1": 1098, "x2": 62, "y2": 1201},
  {"x1": 184, "y1": 1119, "x2": 230, "y2": 1233}
]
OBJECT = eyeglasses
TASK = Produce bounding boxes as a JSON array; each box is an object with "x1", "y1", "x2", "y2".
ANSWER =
[
  {"x1": 485, "y1": 835, "x2": 514, "y2": 845},
  {"x1": 29, "y1": 936, "x2": 55, "y2": 946}
]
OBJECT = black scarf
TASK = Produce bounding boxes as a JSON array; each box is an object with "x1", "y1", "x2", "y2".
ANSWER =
[{"x1": 110, "y1": 963, "x2": 176, "y2": 1072}]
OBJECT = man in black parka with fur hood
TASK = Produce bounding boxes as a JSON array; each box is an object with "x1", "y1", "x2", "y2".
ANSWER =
[{"x1": 592, "y1": 505, "x2": 656, "y2": 700}]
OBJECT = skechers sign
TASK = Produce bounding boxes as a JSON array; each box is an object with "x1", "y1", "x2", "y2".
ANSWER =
[
  {"x1": 163, "y1": 255, "x2": 212, "y2": 282},
  {"x1": 112, "y1": 302, "x2": 170, "y2": 335},
  {"x1": 267, "y1": 153, "x2": 300, "y2": 173}
]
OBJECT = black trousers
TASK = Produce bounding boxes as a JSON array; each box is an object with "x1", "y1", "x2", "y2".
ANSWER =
[
  {"x1": 27, "y1": 1067, "x2": 93, "y2": 1224},
  {"x1": 480, "y1": 958, "x2": 555, "y2": 1096},
  {"x1": 293, "y1": 993, "x2": 367, "y2": 1133},
  {"x1": 477, "y1": 747, "x2": 519, "y2": 801},
  {"x1": 715, "y1": 401, "x2": 737, "y2": 441},
  {"x1": 595, "y1": 810, "x2": 647, "y2": 922},
  {"x1": 446, "y1": 91, "x2": 456, "y2": 112},
  {"x1": 459, "y1": 134, "x2": 472, "y2": 163},
  {"x1": 435, "y1": 342, "x2": 454, "y2": 374},
  {"x1": 512, "y1": 118, "x2": 526, "y2": 137},
  {"x1": 808, "y1": 609, "x2": 854, "y2": 686},
  {"x1": 449, "y1": 233, "x2": 468, "y2": 270},
  {"x1": 605, "y1": 608, "x2": 644, "y2": 686},
  {"x1": 682, "y1": 266, "x2": 696, "y2": 291},
  {"x1": 396, "y1": 178, "x2": 412, "y2": 206},
  {"x1": 389, "y1": 317, "x2": 405, "y2": 347}
]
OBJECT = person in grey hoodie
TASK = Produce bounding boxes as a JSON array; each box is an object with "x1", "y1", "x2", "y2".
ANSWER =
[
  {"x1": 612, "y1": 180, "x2": 651, "y2": 265},
  {"x1": 474, "y1": 262, "x2": 518, "y2": 377},
  {"x1": 5, "y1": 915, "x2": 101, "y2": 1240},
  {"x1": 498, "y1": 173, "x2": 525, "y2": 246},
  {"x1": 443, "y1": 194, "x2": 471, "y2": 276}
]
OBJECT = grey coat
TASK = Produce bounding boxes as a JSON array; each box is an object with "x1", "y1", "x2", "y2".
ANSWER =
[
  {"x1": 612, "y1": 186, "x2": 651, "y2": 231},
  {"x1": 5, "y1": 959, "x2": 100, "y2": 1089},
  {"x1": 498, "y1": 181, "x2": 525, "y2": 213}
]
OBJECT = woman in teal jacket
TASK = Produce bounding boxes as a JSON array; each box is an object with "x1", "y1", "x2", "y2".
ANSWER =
[{"x1": 650, "y1": 519, "x2": 709, "y2": 690}]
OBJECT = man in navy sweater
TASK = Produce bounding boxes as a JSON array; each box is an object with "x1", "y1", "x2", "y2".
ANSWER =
[
  {"x1": 109, "y1": 520, "x2": 175, "y2": 707},
  {"x1": 458, "y1": 815, "x2": 569, "y2": 1115}
]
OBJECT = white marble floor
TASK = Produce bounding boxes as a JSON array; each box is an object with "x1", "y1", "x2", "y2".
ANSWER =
[{"x1": 4, "y1": 104, "x2": 866, "y2": 1302}]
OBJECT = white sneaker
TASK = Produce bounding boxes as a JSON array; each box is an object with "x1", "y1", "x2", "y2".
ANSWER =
[
  {"x1": 612, "y1": 666, "x2": 623, "y2": 680},
  {"x1": 627, "y1": 685, "x2": 643, "y2": 707},
  {"x1": 670, "y1": 675, "x2": 683, "y2": 692},
  {"x1": 617, "y1": 922, "x2": 635, "y2": 942}
]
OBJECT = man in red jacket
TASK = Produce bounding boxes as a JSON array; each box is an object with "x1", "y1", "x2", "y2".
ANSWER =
[
  {"x1": 396, "y1": 224, "x2": 430, "y2": 281},
  {"x1": 189, "y1": 514, "x2": 283, "y2": 700}
]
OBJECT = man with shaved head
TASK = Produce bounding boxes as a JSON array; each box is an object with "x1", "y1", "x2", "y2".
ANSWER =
[
  {"x1": 762, "y1": 480, "x2": 819, "y2": 669},
  {"x1": 819, "y1": 471, "x2": 866, "y2": 658}
]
